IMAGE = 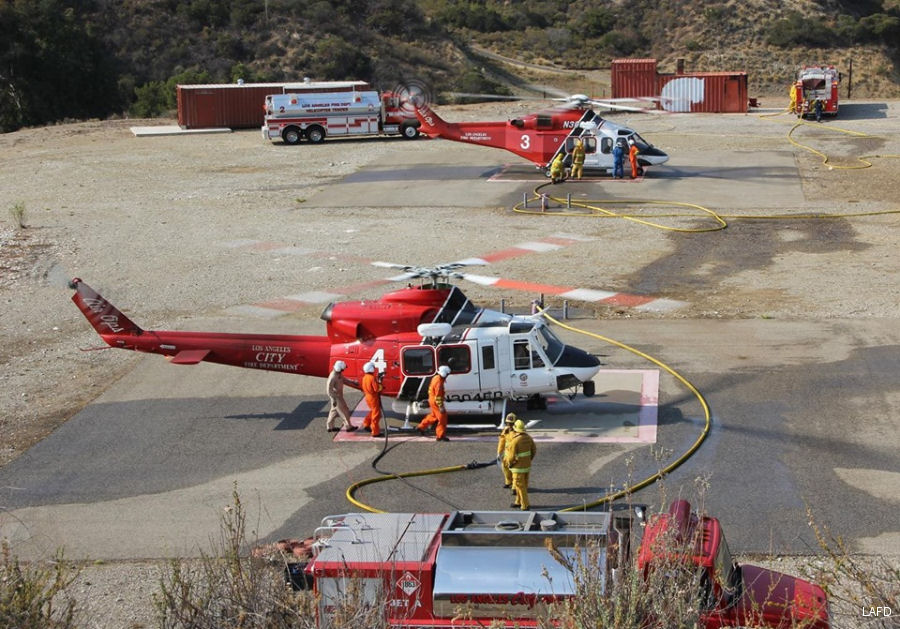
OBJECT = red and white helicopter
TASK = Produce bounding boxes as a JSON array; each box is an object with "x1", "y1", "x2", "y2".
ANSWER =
[
  {"x1": 70, "y1": 264, "x2": 600, "y2": 419},
  {"x1": 414, "y1": 94, "x2": 669, "y2": 177}
]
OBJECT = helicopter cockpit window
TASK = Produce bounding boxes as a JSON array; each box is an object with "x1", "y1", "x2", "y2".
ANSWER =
[
  {"x1": 402, "y1": 347, "x2": 434, "y2": 376},
  {"x1": 513, "y1": 339, "x2": 544, "y2": 369},
  {"x1": 631, "y1": 132, "x2": 652, "y2": 149},
  {"x1": 536, "y1": 324, "x2": 565, "y2": 364},
  {"x1": 601, "y1": 137, "x2": 613, "y2": 154},
  {"x1": 437, "y1": 345, "x2": 471, "y2": 373},
  {"x1": 513, "y1": 340, "x2": 531, "y2": 370}
]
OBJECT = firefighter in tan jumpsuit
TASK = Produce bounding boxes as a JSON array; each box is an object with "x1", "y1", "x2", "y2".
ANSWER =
[
  {"x1": 496, "y1": 413, "x2": 517, "y2": 489},
  {"x1": 326, "y1": 360, "x2": 356, "y2": 432},
  {"x1": 416, "y1": 365, "x2": 451, "y2": 441},
  {"x1": 549, "y1": 152, "x2": 565, "y2": 183},
  {"x1": 361, "y1": 361, "x2": 383, "y2": 437},
  {"x1": 505, "y1": 419, "x2": 536, "y2": 510},
  {"x1": 570, "y1": 139, "x2": 586, "y2": 179}
]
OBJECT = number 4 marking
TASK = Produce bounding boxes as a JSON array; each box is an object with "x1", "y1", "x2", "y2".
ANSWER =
[{"x1": 369, "y1": 348, "x2": 387, "y2": 373}]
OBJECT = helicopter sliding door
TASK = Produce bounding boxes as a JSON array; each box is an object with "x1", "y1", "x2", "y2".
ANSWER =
[{"x1": 477, "y1": 340, "x2": 500, "y2": 394}]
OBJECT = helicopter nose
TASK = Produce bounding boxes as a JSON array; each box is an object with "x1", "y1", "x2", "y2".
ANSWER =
[
  {"x1": 556, "y1": 344, "x2": 601, "y2": 369},
  {"x1": 641, "y1": 146, "x2": 669, "y2": 163}
]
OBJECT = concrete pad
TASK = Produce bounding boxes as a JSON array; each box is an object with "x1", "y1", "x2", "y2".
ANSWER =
[
  {"x1": 130, "y1": 125, "x2": 231, "y2": 137},
  {"x1": 306, "y1": 139, "x2": 804, "y2": 211},
  {"x1": 333, "y1": 369, "x2": 658, "y2": 444}
]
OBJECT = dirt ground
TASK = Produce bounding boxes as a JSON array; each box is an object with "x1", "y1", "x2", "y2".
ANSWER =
[{"x1": 1, "y1": 100, "x2": 899, "y2": 627}]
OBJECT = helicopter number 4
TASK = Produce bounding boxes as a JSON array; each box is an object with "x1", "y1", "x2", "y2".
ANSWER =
[{"x1": 70, "y1": 270, "x2": 600, "y2": 420}]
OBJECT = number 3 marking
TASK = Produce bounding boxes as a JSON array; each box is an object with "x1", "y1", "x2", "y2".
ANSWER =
[{"x1": 520, "y1": 134, "x2": 531, "y2": 150}]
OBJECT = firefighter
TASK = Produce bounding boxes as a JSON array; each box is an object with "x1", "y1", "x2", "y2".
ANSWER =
[
  {"x1": 326, "y1": 361, "x2": 356, "y2": 433},
  {"x1": 612, "y1": 140, "x2": 625, "y2": 179},
  {"x1": 361, "y1": 361, "x2": 383, "y2": 437},
  {"x1": 628, "y1": 139, "x2": 639, "y2": 179},
  {"x1": 571, "y1": 139, "x2": 586, "y2": 179},
  {"x1": 416, "y1": 365, "x2": 451, "y2": 441},
  {"x1": 505, "y1": 419, "x2": 536, "y2": 510},
  {"x1": 814, "y1": 98, "x2": 824, "y2": 122},
  {"x1": 549, "y1": 152, "x2": 565, "y2": 183},
  {"x1": 496, "y1": 413, "x2": 517, "y2": 489},
  {"x1": 789, "y1": 82, "x2": 798, "y2": 114}
]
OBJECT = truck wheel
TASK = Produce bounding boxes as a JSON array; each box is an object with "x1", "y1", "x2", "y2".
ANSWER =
[
  {"x1": 401, "y1": 124, "x2": 419, "y2": 139},
  {"x1": 306, "y1": 125, "x2": 325, "y2": 144},
  {"x1": 281, "y1": 127, "x2": 302, "y2": 145}
]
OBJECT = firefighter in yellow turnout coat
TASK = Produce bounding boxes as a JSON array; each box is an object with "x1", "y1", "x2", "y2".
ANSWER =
[
  {"x1": 505, "y1": 419, "x2": 536, "y2": 510},
  {"x1": 497, "y1": 413, "x2": 517, "y2": 489}
]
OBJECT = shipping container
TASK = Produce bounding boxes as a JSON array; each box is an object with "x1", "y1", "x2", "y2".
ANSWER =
[
  {"x1": 611, "y1": 59, "x2": 658, "y2": 99},
  {"x1": 176, "y1": 81, "x2": 371, "y2": 129},
  {"x1": 657, "y1": 72, "x2": 748, "y2": 113},
  {"x1": 612, "y1": 59, "x2": 749, "y2": 113}
]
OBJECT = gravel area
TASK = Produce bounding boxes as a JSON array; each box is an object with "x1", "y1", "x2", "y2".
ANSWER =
[{"x1": 2, "y1": 100, "x2": 898, "y2": 627}]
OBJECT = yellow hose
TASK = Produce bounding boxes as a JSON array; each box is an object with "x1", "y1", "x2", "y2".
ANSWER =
[
  {"x1": 345, "y1": 310, "x2": 712, "y2": 514},
  {"x1": 512, "y1": 115, "x2": 900, "y2": 231}
]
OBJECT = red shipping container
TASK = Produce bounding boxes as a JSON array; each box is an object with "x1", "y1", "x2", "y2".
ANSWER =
[
  {"x1": 176, "y1": 81, "x2": 371, "y2": 129},
  {"x1": 656, "y1": 73, "x2": 748, "y2": 113},
  {"x1": 611, "y1": 59, "x2": 658, "y2": 99}
]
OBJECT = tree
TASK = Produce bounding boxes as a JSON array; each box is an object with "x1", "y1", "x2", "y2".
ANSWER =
[{"x1": 0, "y1": 0, "x2": 120, "y2": 132}]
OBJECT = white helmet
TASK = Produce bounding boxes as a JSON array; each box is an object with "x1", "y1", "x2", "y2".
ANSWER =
[
  {"x1": 363, "y1": 362, "x2": 375, "y2": 373},
  {"x1": 333, "y1": 360, "x2": 346, "y2": 372},
  {"x1": 437, "y1": 365, "x2": 451, "y2": 378}
]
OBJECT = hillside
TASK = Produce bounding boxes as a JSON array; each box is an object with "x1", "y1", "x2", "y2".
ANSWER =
[{"x1": 1, "y1": 0, "x2": 898, "y2": 132}]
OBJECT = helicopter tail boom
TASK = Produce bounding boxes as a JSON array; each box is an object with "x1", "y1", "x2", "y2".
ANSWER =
[
  {"x1": 70, "y1": 278, "x2": 334, "y2": 378},
  {"x1": 70, "y1": 278, "x2": 143, "y2": 343}
]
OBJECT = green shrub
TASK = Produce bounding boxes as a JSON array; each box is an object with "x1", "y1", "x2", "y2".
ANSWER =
[{"x1": 0, "y1": 541, "x2": 79, "y2": 629}]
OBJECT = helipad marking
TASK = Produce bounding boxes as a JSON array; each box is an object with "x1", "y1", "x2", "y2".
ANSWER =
[
  {"x1": 561, "y1": 288, "x2": 618, "y2": 301},
  {"x1": 223, "y1": 304, "x2": 291, "y2": 319},
  {"x1": 333, "y1": 369, "x2": 658, "y2": 444},
  {"x1": 283, "y1": 291, "x2": 344, "y2": 304},
  {"x1": 514, "y1": 241, "x2": 564, "y2": 253},
  {"x1": 221, "y1": 237, "x2": 683, "y2": 317}
]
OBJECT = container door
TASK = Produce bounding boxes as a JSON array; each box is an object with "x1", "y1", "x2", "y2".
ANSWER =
[
  {"x1": 194, "y1": 92, "x2": 219, "y2": 128},
  {"x1": 724, "y1": 78, "x2": 740, "y2": 113}
]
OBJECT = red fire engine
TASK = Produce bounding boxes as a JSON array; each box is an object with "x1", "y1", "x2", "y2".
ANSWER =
[
  {"x1": 261, "y1": 80, "x2": 420, "y2": 144},
  {"x1": 295, "y1": 501, "x2": 829, "y2": 628},
  {"x1": 795, "y1": 66, "x2": 840, "y2": 119}
]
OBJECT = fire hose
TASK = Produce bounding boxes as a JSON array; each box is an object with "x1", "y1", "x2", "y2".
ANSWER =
[
  {"x1": 512, "y1": 115, "x2": 900, "y2": 230},
  {"x1": 345, "y1": 310, "x2": 712, "y2": 514}
]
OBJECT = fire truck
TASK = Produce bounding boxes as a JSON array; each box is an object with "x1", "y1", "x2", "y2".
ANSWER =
[
  {"x1": 261, "y1": 80, "x2": 420, "y2": 145},
  {"x1": 292, "y1": 500, "x2": 829, "y2": 628},
  {"x1": 795, "y1": 65, "x2": 840, "y2": 118}
]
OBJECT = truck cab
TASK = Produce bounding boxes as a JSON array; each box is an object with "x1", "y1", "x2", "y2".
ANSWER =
[{"x1": 638, "y1": 500, "x2": 830, "y2": 628}]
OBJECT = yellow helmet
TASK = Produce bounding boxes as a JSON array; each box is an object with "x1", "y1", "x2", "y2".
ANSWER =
[
  {"x1": 513, "y1": 419, "x2": 526, "y2": 433},
  {"x1": 504, "y1": 413, "x2": 517, "y2": 425}
]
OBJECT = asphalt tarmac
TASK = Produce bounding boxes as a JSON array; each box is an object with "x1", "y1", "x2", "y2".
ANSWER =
[
  {"x1": 2, "y1": 316, "x2": 898, "y2": 560},
  {"x1": 1, "y1": 123, "x2": 898, "y2": 562}
]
